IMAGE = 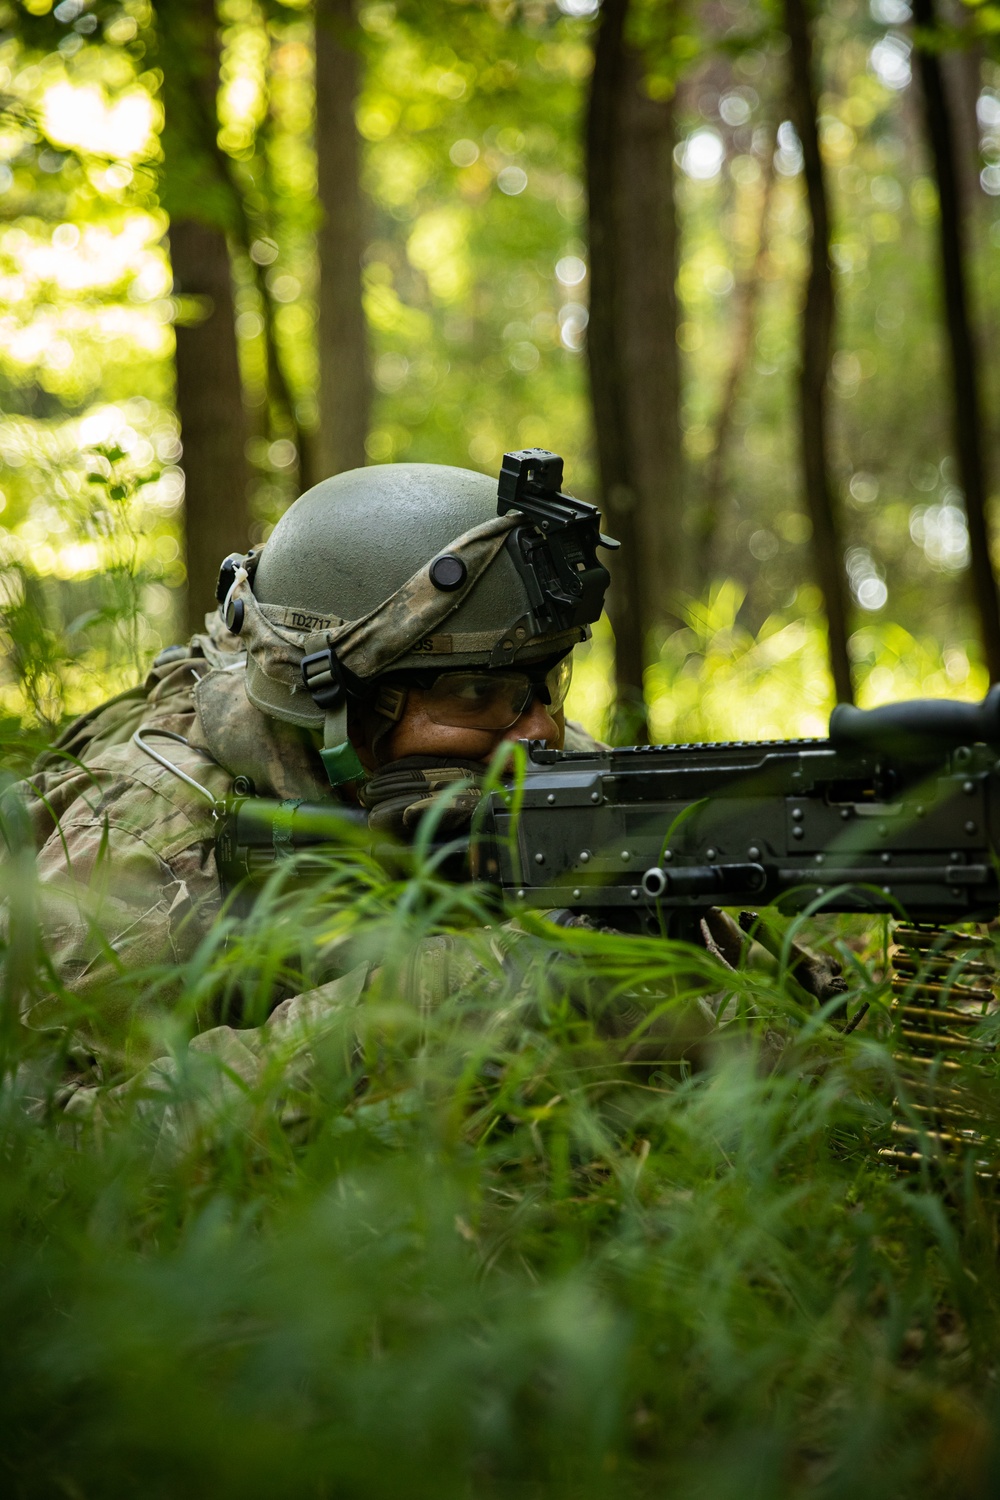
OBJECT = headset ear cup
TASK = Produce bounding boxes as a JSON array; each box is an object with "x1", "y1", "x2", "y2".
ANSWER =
[{"x1": 216, "y1": 552, "x2": 245, "y2": 606}]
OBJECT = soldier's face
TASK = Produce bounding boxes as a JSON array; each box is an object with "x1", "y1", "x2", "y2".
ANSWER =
[{"x1": 356, "y1": 691, "x2": 566, "y2": 770}]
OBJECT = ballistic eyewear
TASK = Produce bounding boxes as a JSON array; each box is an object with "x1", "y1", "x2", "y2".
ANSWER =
[{"x1": 411, "y1": 657, "x2": 573, "y2": 732}]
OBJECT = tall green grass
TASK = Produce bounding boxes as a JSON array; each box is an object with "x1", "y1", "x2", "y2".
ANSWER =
[
  {"x1": 3, "y1": 485, "x2": 1000, "y2": 1493},
  {"x1": 2, "y1": 803, "x2": 999, "y2": 1499}
]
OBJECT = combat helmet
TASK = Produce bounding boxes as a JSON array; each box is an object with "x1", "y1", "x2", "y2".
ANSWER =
[{"x1": 215, "y1": 450, "x2": 617, "y2": 782}]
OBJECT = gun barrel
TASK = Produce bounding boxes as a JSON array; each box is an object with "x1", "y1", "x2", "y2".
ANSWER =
[
  {"x1": 642, "y1": 863, "x2": 766, "y2": 899},
  {"x1": 830, "y1": 685, "x2": 1000, "y2": 752}
]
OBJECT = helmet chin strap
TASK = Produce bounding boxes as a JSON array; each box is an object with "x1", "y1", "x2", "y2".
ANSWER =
[
  {"x1": 321, "y1": 687, "x2": 407, "y2": 785},
  {"x1": 319, "y1": 704, "x2": 364, "y2": 787},
  {"x1": 322, "y1": 705, "x2": 349, "y2": 748}
]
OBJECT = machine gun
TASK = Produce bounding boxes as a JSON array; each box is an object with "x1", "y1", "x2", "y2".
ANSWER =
[
  {"x1": 482, "y1": 689, "x2": 1000, "y2": 933},
  {"x1": 484, "y1": 688, "x2": 1000, "y2": 1174},
  {"x1": 215, "y1": 688, "x2": 1000, "y2": 1175},
  {"x1": 217, "y1": 689, "x2": 1000, "y2": 929}
]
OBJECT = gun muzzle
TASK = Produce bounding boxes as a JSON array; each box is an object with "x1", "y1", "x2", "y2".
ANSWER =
[{"x1": 642, "y1": 862, "x2": 766, "y2": 900}]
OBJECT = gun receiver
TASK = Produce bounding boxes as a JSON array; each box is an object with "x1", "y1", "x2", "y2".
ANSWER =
[{"x1": 483, "y1": 689, "x2": 1000, "y2": 929}]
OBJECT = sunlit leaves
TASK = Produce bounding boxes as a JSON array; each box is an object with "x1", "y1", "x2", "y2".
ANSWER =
[
  {"x1": 2, "y1": 0, "x2": 1000, "y2": 726},
  {"x1": 42, "y1": 76, "x2": 158, "y2": 156}
]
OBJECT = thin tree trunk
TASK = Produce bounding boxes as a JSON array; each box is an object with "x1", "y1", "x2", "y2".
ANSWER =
[
  {"x1": 171, "y1": 219, "x2": 252, "y2": 633},
  {"x1": 620, "y1": 52, "x2": 683, "y2": 665},
  {"x1": 159, "y1": 0, "x2": 308, "y2": 506},
  {"x1": 697, "y1": 144, "x2": 776, "y2": 582},
  {"x1": 913, "y1": 0, "x2": 1000, "y2": 679},
  {"x1": 941, "y1": 0, "x2": 985, "y2": 223},
  {"x1": 157, "y1": 0, "x2": 252, "y2": 636},
  {"x1": 587, "y1": 0, "x2": 644, "y2": 738},
  {"x1": 784, "y1": 0, "x2": 854, "y2": 705},
  {"x1": 314, "y1": 0, "x2": 370, "y2": 479},
  {"x1": 586, "y1": 0, "x2": 682, "y2": 742}
]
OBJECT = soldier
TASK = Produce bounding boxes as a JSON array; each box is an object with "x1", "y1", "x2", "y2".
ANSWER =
[{"x1": 6, "y1": 455, "x2": 627, "y2": 1087}]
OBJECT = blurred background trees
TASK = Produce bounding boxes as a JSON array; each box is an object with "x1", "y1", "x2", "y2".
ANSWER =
[
  {"x1": 2, "y1": 0, "x2": 1000, "y2": 739},
  {"x1": 156, "y1": 0, "x2": 253, "y2": 632},
  {"x1": 314, "y1": 0, "x2": 369, "y2": 480},
  {"x1": 586, "y1": 0, "x2": 682, "y2": 740}
]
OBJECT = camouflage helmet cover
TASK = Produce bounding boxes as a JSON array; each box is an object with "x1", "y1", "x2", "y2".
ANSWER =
[{"x1": 228, "y1": 458, "x2": 611, "y2": 732}]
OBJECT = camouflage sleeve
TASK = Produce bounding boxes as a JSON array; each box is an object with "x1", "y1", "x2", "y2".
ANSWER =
[{"x1": 6, "y1": 735, "x2": 230, "y2": 1075}]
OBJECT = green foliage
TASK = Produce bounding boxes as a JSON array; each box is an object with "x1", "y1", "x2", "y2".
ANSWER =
[
  {"x1": 4, "y1": 0, "x2": 1000, "y2": 719},
  {"x1": 568, "y1": 581, "x2": 988, "y2": 746},
  {"x1": 3, "y1": 6, "x2": 1000, "y2": 1478},
  {"x1": 0, "y1": 437, "x2": 172, "y2": 734},
  {"x1": 5, "y1": 0, "x2": 1000, "y2": 730},
  {"x1": 353, "y1": 0, "x2": 591, "y2": 479},
  {"x1": 1, "y1": 824, "x2": 1000, "y2": 1495}
]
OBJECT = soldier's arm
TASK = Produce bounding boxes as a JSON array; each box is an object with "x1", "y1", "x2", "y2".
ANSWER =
[{"x1": 6, "y1": 739, "x2": 228, "y2": 1079}]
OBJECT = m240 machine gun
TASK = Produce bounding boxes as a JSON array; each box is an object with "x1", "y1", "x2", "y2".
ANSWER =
[
  {"x1": 216, "y1": 690, "x2": 1000, "y2": 1173},
  {"x1": 485, "y1": 690, "x2": 1000, "y2": 929},
  {"x1": 218, "y1": 689, "x2": 1000, "y2": 925},
  {"x1": 481, "y1": 690, "x2": 1000, "y2": 1176}
]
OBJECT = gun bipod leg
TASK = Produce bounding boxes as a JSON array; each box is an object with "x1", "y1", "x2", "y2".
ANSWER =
[{"x1": 879, "y1": 922, "x2": 999, "y2": 1178}]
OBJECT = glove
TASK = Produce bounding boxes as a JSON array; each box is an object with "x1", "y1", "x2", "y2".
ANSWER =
[{"x1": 359, "y1": 757, "x2": 485, "y2": 838}]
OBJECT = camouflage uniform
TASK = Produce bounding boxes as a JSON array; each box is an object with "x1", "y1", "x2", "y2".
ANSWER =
[{"x1": 7, "y1": 613, "x2": 607, "y2": 1078}]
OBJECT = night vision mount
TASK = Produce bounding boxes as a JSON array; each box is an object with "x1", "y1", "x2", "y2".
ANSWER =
[{"x1": 494, "y1": 449, "x2": 618, "y2": 665}]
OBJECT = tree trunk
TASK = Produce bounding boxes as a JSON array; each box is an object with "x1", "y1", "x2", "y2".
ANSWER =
[
  {"x1": 913, "y1": 0, "x2": 1000, "y2": 680},
  {"x1": 314, "y1": 0, "x2": 370, "y2": 480},
  {"x1": 171, "y1": 219, "x2": 252, "y2": 633},
  {"x1": 697, "y1": 143, "x2": 776, "y2": 583},
  {"x1": 586, "y1": 0, "x2": 682, "y2": 742},
  {"x1": 157, "y1": 0, "x2": 252, "y2": 636},
  {"x1": 941, "y1": 0, "x2": 985, "y2": 224},
  {"x1": 621, "y1": 52, "x2": 684, "y2": 665},
  {"x1": 784, "y1": 0, "x2": 854, "y2": 705}
]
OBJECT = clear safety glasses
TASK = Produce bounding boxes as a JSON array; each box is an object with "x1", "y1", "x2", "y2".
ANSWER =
[{"x1": 421, "y1": 656, "x2": 573, "y2": 731}]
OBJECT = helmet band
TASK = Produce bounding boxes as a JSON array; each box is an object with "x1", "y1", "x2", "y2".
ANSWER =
[{"x1": 230, "y1": 510, "x2": 521, "y2": 715}]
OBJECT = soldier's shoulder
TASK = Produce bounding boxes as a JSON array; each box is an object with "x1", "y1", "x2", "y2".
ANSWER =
[
  {"x1": 20, "y1": 728, "x2": 226, "y2": 866},
  {"x1": 31, "y1": 634, "x2": 214, "y2": 778}
]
